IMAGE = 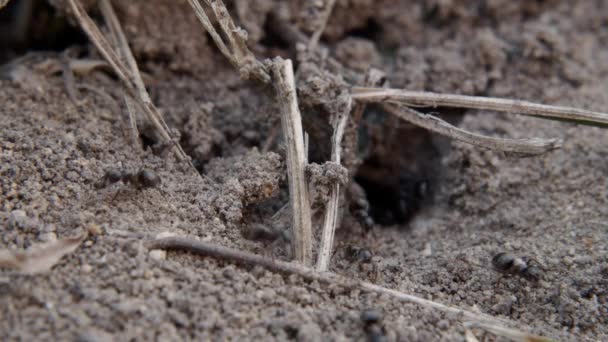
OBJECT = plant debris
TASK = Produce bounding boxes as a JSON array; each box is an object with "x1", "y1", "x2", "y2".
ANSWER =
[{"x1": 0, "y1": 233, "x2": 86, "y2": 274}]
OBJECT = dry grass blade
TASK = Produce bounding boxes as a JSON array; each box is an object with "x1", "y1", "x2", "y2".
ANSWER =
[
  {"x1": 186, "y1": 0, "x2": 234, "y2": 63},
  {"x1": 68, "y1": 0, "x2": 190, "y2": 161},
  {"x1": 0, "y1": 233, "x2": 86, "y2": 274},
  {"x1": 272, "y1": 58, "x2": 313, "y2": 266},
  {"x1": 147, "y1": 236, "x2": 519, "y2": 328},
  {"x1": 186, "y1": 0, "x2": 270, "y2": 83},
  {"x1": 383, "y1": 103, "x2": 561, "y2": 155},
  {"x1": 98, "y1": 0, "x2": 178, "y2": 142},
  {"x1": 316, "y1": 97, "x2": 351, "y2": 271},
  {"x1": 67, "y1": 0, "x2": 132, "y2": 84},
  {"x1": 352, "y1": 87, "x2": 608, "y2": 128},
  {"x1": 464, "y1": 321, "x2": 556, "y2": 342},
  {"x1": 308, "y1": 0, "x2": 338, "y2": 51}
]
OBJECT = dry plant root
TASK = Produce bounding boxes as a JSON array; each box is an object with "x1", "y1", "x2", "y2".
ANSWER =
[
  {"x1": 147, "y1": 236, "x2": 555, "y2": 341},
  {"x1": 67, "y1": 0, "x2": 191, "y2": 162}
]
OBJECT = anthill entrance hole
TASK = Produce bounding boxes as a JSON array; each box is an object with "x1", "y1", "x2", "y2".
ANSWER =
[
  {"x1": 354, "y1": 105, "x2": 465, "y2": 226},
  {"x1": 0, "y1": 0, "x2": 88, "y2": 63}
]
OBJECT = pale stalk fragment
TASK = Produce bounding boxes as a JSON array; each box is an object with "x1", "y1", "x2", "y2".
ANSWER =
[
  {"x1": 186, "y1": 0, "x2": 270, "y2": 84},
  {"x1": 124, "y1": 97, "x2": 142, "y2": 151},
  {"x1": 464, "y1": 321, "x2": 556, "y2": 342},
  {"x1": 148, "y1": 236, "x2": 528, "y2": 329},
  {"x1": 383, "y1": 103, "x2": 561, "y2": 155},
  {"x1": 316, "y1": 97, "x2": 351, "y2": 271},
  {"x1": 67, "y1": 0, "x2": 190, "y2": 161},
  {"x1": 308, "y1": 0, "x2": 338, "y2": 51},
  {"x1": 272, "y1": 58, "x2": 313, "y2": 266},
  {"x1": 352, "y1": 87, "x2": 608, "y2": 128},
  {"x1": 0, "y1": 0, "x2": 10, "y2": 9}
]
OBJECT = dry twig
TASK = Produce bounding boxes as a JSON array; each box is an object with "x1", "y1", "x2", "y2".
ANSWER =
[
  {"x1": 316, "y1": 96, "x2": 351, "y2": 271},
  {"x1": 383, "y1": 103, "x2": 561, "y2": 155},
  {"x1": 0, "y1": 0, "x2": 10, "y2": 10},
  {"x1": 271, "y1": 58, "x2": 313, "y2": 266},
  {"x1": 352, "y1": 87, "x2": 608, "y2": 128},
  {"x1": 147, "y1": 236, "x2": 530, "y2": 329}
]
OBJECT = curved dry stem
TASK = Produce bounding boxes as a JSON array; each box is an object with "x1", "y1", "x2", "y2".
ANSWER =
[
  {"x1": 147, "y1": 236, "x2": 518, "y2": 328},
  {"x1": 352, "y1": 87, "x2": 608, "y2": 128},
  {"x1": 383, "y1": 103, "x2": 561, "y2": 155}
]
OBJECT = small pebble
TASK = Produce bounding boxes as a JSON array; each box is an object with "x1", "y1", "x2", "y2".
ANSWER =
[
  {"x1": 81, "y1": 264, "x2": 93, "y2": 273},
  {"x1": 437, "y1": 319, "x2": 450, "y2": 330},
  {"x1": 156, "y1": 231, "x2": 177, "y2": 239},
  {"x1": 39, "y1": 232, "x2": 57, "y2": 243},
  {"x1": 9, "y1": 210, "x2": 38, "y2": 231},
  {"x1": 87, "y1": 224, "x2": 103, "y2": 236},
  {"x1": 149, "y1": 249, "x2": 167, "y2": 260}
]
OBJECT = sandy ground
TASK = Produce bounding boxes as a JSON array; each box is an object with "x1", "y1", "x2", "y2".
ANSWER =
[{"x1": 1, "y1": 0, "x2": 607, "y2": 341}]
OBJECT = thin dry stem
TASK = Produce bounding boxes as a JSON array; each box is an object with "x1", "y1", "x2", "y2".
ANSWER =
[
  {"x1": 98, "y1": 0, "x2": 174, "y2": 138},
  {"x1": 352, "y1": 87, "x2": 608, "y2": 128},
  {"x1": 147, "y1": 236, "x2": 519, "y2": 328},
  {"x1": 124, "y1": 97, "x2": 142, "y2": 151},
  {"x1": 308, "y1": 0, "x2": 337, "y2": 51},
  {"x1": 272, "y1": 58, "x2": 313, "y2": 266},
  {"x1": 60, "y1": 53, "x2": 82, "y2": 106},
  {"x1": 0, "y1": 0, "x2": 10, "y2": 9},
  {"x1": 68, "y1": 0, "x2": 191, "y2": 162},
  {"x1": 316, "y1": 97, "x2": 351, "y2": 271},
  {"x1": 383, "y1": 103, "x2": 561, "y2": 154},
  {"x1": 186, "y1": 0, "x2": 270, "y2": 84},
  {"x1": 186, "y1": 0, "x2": 234, "y2": 64},
  {"x1": 464, "y1": 321, "x2": 555, "y2": 342}
]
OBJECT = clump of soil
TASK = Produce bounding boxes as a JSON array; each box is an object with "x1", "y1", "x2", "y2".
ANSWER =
[{"x1": 1, "y1": 0, "x2": 608, "y2": 340}]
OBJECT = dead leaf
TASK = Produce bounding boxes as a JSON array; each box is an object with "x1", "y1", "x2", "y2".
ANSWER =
[{"x1": 0, "y1": 233, "x2": 86, "y2": 274}]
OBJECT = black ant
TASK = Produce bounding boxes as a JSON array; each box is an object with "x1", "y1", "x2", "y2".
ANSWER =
[
  {"x1": 492, "y1": 252, "x2": 544, "y2": 282},
  {"x1": 360, "y1": 309, "x2": 387, "y2": 342},
  {"x1": 95, "y1": 168, "x2": 161, "y2": 190}
]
